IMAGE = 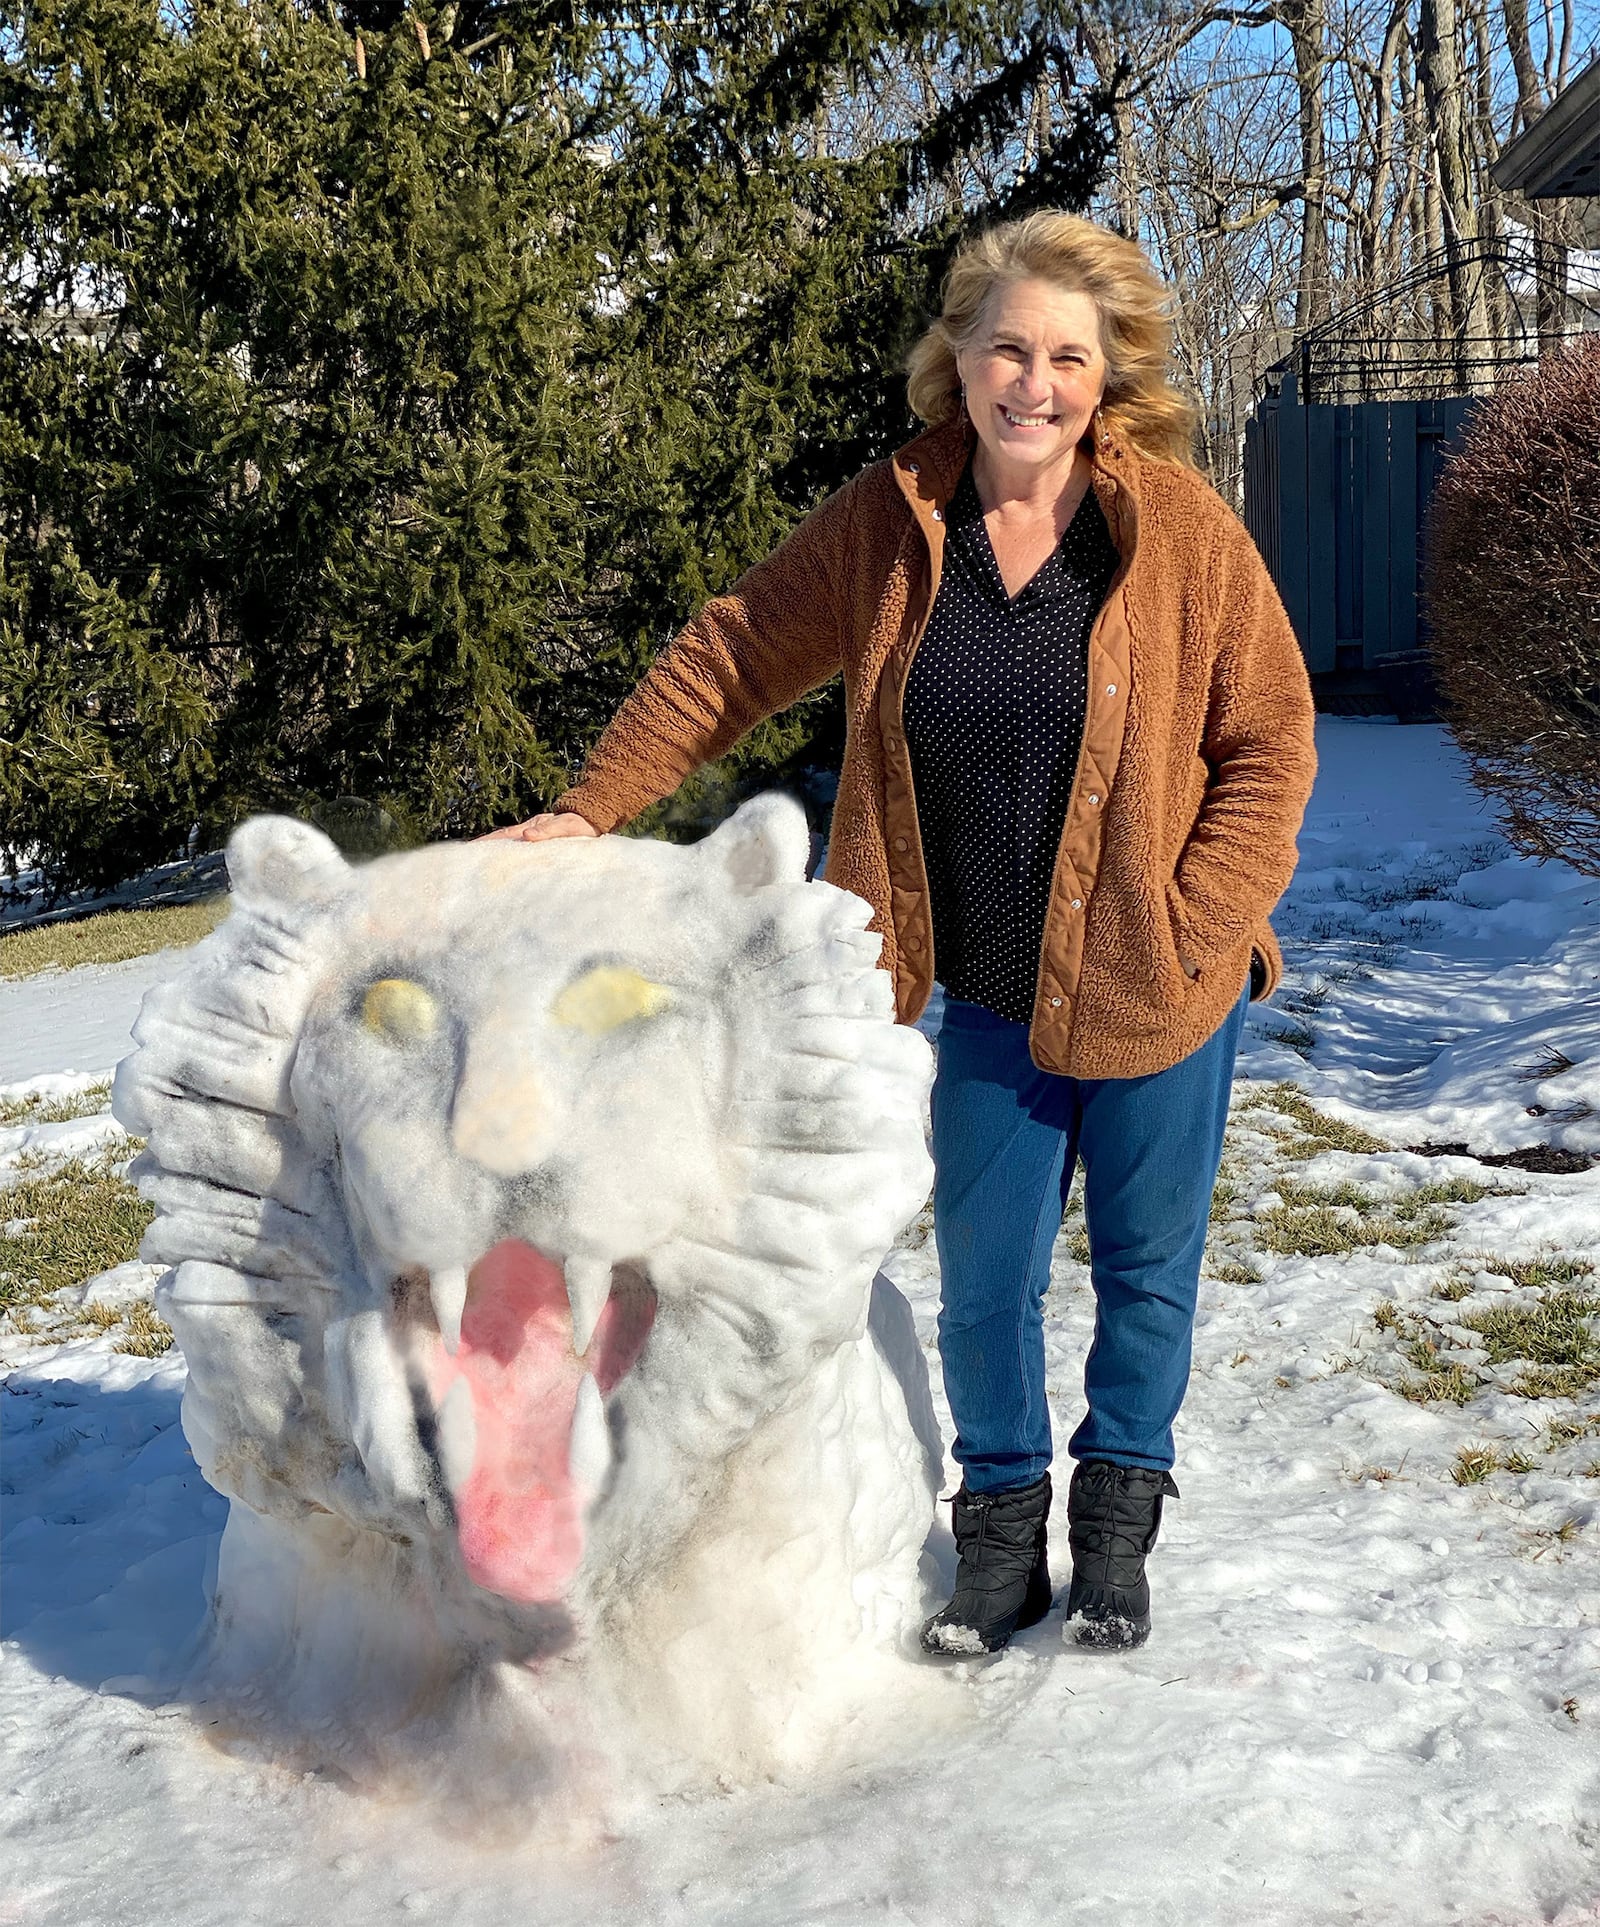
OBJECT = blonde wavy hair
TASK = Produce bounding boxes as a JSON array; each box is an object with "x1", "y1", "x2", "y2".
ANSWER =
[{"x1": 906, "y1": 212, "x2": 1199, "y2": 467}]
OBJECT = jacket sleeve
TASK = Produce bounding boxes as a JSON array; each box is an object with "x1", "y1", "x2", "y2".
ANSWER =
[
  {"x1": 552, "y1": 476, "x2": 858, "y2": 833},
  {"x1": 1166, "y1": 515, "x2": 1318, "y2": 971}
]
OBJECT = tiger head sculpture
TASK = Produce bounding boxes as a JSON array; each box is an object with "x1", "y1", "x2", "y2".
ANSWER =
[{"x1": 114, "y1": 796, "x2": 943, "y2": 1795}]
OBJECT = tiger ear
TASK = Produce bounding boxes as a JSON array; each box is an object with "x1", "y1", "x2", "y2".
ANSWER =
[
  {"x1": 225, "y1": 816, "x2": 352, "y2": 913},
  {"x1": 698, "y1": 793, "x2": 812, "y2": 893}
]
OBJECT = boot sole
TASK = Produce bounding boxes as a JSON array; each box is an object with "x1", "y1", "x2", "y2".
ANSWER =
[{"x1": 1068, "y1": 1612, "x2": 1151, "y2": 1651}]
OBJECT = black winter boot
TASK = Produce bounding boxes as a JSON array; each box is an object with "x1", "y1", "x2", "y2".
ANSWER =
[
  {"x1": 1064, "y1": 1461, "x2": 1179, "y2": 1651},
  {"x1": 921, "y1": 1473, "x2": 1053, "y2": 1656}
]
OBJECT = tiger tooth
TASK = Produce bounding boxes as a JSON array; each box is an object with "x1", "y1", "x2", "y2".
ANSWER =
[
  {"x1": 566, "y1": 1257, "x2": 611, "y2": 1359},
  {"x1": 436, "y1": 1376, "x2": 477, "y2": 1494},
  {"x1": 569, "y1": 1372, "x2": 611, "y2": 1500},
  {"x1": 431, "y1": 1264, "x2": 468, "y2": 1355}
]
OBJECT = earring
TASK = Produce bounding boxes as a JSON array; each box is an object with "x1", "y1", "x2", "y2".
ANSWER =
[{"x1": 1096, "y1": 407, "x2": 1112, "y2": 447}]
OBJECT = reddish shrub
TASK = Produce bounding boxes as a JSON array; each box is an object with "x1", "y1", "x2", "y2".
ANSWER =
[{"x1": 1425, "y1": 335, "x2": 1600, "y2": 874}]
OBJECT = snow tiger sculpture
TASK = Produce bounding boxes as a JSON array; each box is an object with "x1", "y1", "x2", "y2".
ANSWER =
[{"x1": 113, "y1": 796, "x2": 943, "y2": 1795}]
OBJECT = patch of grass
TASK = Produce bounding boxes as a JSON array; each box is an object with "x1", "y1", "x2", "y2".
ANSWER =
[
  {"x1": 1248, "y1": 1083, "x2": 1390, "y2": 1157},
  {"x1": 1544, "y1": 1413, "x2": 1600, "y2": 1451},
  {"x1": 1230, "y1": 1350, "x2": 1252, "y2": 1367},
  {"x1": 1521, "y1": 1519, "x2": 1584, "y2": 1560},
  {"x1": 1458, "y1": 1291, "x2": 1600, "y2": 1371},
  {"x1": 1434, "y1": 1273, "x2": 1474, "y2": 1302},
  {"x1": 73, "y1": 1300, "x2": 127, "y2": 1333},
  {"x1": 0, "y1": 1149, "x2": 152, "y2": 1309},
  {"x1": 1510, "y1": 1365, "x2": 1600, "y2": 1400},
  {"x1": 1257, "y1": 1200, "x2": 1453, "y2": 1257},
  {"x1": 1484, "y1": 1254, "x2": 1595, "y2": 1291},
  {"x1": 1262, "y1": 1019, "x2": 1316, "y2": 1059},
  {"x1": 1502, "y1": 1450, "x2": 1537, "y2": 1475},
  {"x1": 1373, "y1": 1299, "x2": 1401, "y2": 1330},
  {"x1": 1517, "y1": 1046, "x2": 1575, "y2": 1082},
  {"x1": 1274, "y1": 1177, "x2": 1376, "y2": 1210},
  {"x1": 1255, "y1": 1173, "x2": 1488, "y2": 1259},
  {"x1": 1210, "y1": 1163, "x2": 1249, "y2": 1225},
  {"x1": 1211, "y1": 1258, "x2": 1264, "y2": 1285},
  {"x1": 1277, "y1": 1175, "x2": 1490, "y2": 1215},
  {"x1": 1062, "y1": 1223, "x2": 1092, "y2": 1266},
  {"x1": 1453, "y1": 1444, "x2": 1500, "y2": 1484},
  {"x1": 64, "y1": 1295, "x2": 173, "y2": 1355},
  {"x1": 115, "y1": 1298, "x2": 173, "y2": 1357},
  {"x1": 1396, "y1": 1357, "x2": 1479, "y2": 1406},
  {"x1": 1401, "y1": 1178, "x2": 1495, "y2": 1209},
  {"x1": 0, "y1": 897, "x2": 227, "y2": 980},
  {"x1": 0, "y1": 1082, "x2": 113, "y2": 1128}
]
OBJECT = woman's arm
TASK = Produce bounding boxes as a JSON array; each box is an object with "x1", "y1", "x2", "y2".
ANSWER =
[
  {"x1": 538, "y1": 475, "x2": 860, "y2": 836},
  {"x1": 1166, "y1": 517, "x2": 1318, "y2": 973}
]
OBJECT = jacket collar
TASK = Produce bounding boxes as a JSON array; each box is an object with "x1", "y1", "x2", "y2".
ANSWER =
[
  {"x1": 891, "y1": 410, "x2": 1140, "y2": 568},
  {"x1": 891, "y1": 412, "x2": 974, "y2": 504}
]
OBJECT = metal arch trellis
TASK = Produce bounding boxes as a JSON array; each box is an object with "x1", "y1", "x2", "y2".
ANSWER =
[{"x1": 1256, "y1": 237, "x2": 1600, "y2": 407}]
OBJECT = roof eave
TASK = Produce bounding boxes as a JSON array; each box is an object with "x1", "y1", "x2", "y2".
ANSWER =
[{"x1": 1491, "y1": 55, "x2": 1600, "y2": 199}]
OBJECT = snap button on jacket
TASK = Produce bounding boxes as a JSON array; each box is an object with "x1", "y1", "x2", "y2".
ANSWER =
[{"x1": 554, "y1": 415, "x2": 1318, "y2": 1079}]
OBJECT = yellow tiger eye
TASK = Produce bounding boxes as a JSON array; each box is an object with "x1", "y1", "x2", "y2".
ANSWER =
[
  {"x1": 362, "y1": 977, "x2": 438, "y2": 1042},
  {"x1": 552, "y1": 965, "x2": 672, "y2": 1035}
]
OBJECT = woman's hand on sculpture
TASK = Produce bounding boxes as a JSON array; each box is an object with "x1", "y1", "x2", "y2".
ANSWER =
[{"x1": 479, "y1": 813, "x2": 601, "y2": 844}]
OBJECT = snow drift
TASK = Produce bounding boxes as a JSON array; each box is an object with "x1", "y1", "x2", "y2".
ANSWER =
[{"x1": 112, "y1": 796, "x2": 944, "y2": 1801}]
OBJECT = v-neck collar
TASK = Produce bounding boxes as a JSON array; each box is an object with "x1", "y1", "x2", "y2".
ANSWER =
[{"x1": 946, "y1": 457, "x2": 1109, "y2": 609}]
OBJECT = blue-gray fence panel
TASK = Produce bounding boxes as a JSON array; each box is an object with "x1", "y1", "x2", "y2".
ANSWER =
[{"x1": 1242, "y1": 392, "x2": 1482, "y2": 670}]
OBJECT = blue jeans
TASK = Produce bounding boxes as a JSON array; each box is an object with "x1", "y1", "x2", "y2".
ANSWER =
[{"x1": 930, "y1": 983, "x2": 1249, "y2": 1493}]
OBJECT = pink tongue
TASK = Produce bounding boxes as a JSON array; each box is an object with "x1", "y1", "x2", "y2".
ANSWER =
[{"x1": 432, "y1": 1240, "x2": 653, "y2": 1604}]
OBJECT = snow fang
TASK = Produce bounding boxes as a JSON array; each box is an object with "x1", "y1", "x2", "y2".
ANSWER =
[{"x1": 112, "y1": 797, "x2": 945, "y2": 1795}]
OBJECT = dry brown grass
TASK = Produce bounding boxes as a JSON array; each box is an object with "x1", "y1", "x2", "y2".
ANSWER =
[
  {"x1": 0, "y1": 1082, "x2": 113, "y2": 1128},
  {"x1": 0, "y1": 1148, "x2": 152, "y2": 1309},
  {"x1": 0, "y1": 897, "x2": 227, "y2": 980},
  {"x1": 1458, "y1": 1291, "x2": 1600, "y2": 1398},
  {"x1": 114, "y1": 1298, "x2": 174, "y2": 1357},
  {"x1": 1241, "y1": 1083, "x2": 1391, "y2": 1158}
]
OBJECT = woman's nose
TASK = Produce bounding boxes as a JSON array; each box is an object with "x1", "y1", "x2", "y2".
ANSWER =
[{"x1": 1012, "y1": 351, "x2": 1053, "y2": 395}]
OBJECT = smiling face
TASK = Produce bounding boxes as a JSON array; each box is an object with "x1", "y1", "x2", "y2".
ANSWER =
[{"x1": 955, "y1": 277, "x2": 1107, "y2": 491}]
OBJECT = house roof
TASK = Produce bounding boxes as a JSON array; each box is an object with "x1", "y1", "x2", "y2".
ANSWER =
[{"x1": 1492, "y1": 55, "x2": 1600, "y2": 200}]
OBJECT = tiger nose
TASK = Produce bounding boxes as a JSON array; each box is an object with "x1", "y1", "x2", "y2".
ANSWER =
[{"x1": 451, "y1": 1026, "x2": 551, "y2": 1175}]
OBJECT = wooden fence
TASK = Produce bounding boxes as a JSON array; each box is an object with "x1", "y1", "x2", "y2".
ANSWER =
[{"x1": 1242, "y1": 379, "x2": 1479, "y2": 685}]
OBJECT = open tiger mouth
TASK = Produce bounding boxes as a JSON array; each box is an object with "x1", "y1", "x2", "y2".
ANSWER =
[{"x1": 425, "y1": 1241, "x2": 658, "y2": 1604}]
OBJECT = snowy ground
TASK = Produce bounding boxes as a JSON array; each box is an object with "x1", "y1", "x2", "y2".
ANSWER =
[{"x1": 3, "y1": 721, "x2": 1598, "y2": 1927}]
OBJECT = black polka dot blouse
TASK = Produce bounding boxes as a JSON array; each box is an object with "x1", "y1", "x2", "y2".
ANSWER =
[{"x1": 902, "y1": 455, "x2": 1120, "y2": 1025}]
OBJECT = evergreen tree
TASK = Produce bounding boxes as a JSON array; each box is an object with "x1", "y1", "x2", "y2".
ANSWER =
[{"x1": 1, "y1": 0, "x2": 1107, "y2": 889}]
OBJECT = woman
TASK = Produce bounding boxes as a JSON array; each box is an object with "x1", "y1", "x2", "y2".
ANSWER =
[{"x1": 492, "y1": 212, "x2": 1317, "y2": 1657}]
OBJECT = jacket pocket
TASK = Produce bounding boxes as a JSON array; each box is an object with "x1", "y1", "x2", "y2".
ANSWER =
[{"x1": 1163, "y1": 876, "x2": 1202, "y2": 991}]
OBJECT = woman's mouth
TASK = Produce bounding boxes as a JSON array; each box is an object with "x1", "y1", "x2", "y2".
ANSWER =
[{"x1": 1000, "y1": 407, "x2": 1058, "y2": 429}]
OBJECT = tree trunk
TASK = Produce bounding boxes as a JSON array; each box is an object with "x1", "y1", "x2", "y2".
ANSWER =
[
  {"x1": 1276, "y1": 0, "x2": 1331, "y2": 335},
  {"x1": 1501, "y1": 0, "x2": 1544, "y2": 132},
  {"x1": 1078, "y1": 13, "x2": 1141, "y2": 238},
  {"x1": 1417, "y1": 0, "x2": 1493, "y2": 387}
]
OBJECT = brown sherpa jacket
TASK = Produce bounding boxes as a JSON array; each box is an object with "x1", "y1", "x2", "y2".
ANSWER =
[{"x1": 555, "y1": 413, "x2": 1318, "y2": 1078}]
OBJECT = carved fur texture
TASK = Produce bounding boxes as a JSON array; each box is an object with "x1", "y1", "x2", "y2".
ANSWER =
[{"x1": 113, "y1": 796, "x2": 943, "y2": 1798}]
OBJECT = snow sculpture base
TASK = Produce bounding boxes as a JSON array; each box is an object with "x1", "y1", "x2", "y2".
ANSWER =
[{"x1": 114, "y1": 798, "x2": 945, "y2": 1800}]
